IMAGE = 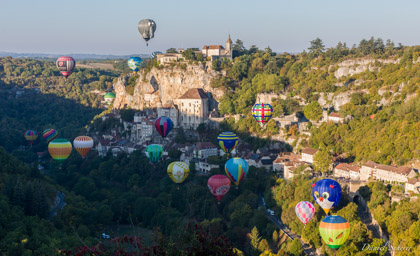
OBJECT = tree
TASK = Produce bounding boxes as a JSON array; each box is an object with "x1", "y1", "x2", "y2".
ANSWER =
[
  {"x1": 233, "y1": 39, "x2": 246, "y2": 57},
  {"x1": 166, "y1": 48, "x2": 177, "y2": 53},
  {"x1": 182, "y1": 48, "x2": 196, "y2": 60},
  {"x1": 303, "y1": 102, "x2": 323, "y2": 121},
  {"x1": 249, "y1": 226, "x2": 261, "y2": 250},
  {"x1": 308, "y1": 38, "x2": 325, "y2": 57},
  {"x1": 168, "y1": 148, "x2": 182, "y2": 159},
  {"x1": 287, "y1": 239, "x2": 303, "y2": 256},
  {"x1": 313, "y1": 150, "x2": 332, "y2": 174}
]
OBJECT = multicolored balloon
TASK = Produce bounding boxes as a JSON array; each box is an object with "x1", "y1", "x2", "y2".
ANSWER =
[
  {"x1": 154, "y1": 116, "x2": 173, "y2": 138},
  {"x1": 208, "y1": 175, "x2": 231, "y2": 202},
  {"x1": 138, "y1": 19, "x2": 157, "y2": 46},
  {"x1": 217, "y1": 131, "x2": 239, "y2": 154},
  {"x1": 145, "y1": 144, "x2": 163, "y2": 163},
  {"x1": 312, "y1": 179, "x2": 342, "y2": 215},
  {"x1": 42, "y1": 129, "x2": 57, "y2": 143},
  {"x1": 295, "y1": 201, "x2": 315, "y2": 225},
  {"x1": 104, "y1": 92, "x2": 116, "y2": 103},
  {"x1": 319, "y1": 215, "x2": 350, "y2": 249},
  {"x1": 56, "y1": 56, "x2": 75, "y2": 78},
  {"x1": 127, "y1": 57, "x2": 143, "y2": 73},
  {"x1": 252, "y1": 103, "x2": 273, "y2": 127},
  {"x1": 48, "y1": 138, "x2": 72, "y2": 162},
  {"x1": 73, "y1": 136, "x2": 94, "y2": 159},
  {"x1": 167, "y1": 161, "x2": 189, "y2": 184},
  {"x1": 225, "y1": 158, "x2": 249, "y2": 187},
  {"x1": 24, "y1": 130, "x2": 38, "y2": 146}
]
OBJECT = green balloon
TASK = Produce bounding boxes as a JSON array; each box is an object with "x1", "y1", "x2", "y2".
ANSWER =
[
  {"x1": 145, "y1": 144, "x2": 163, "y2": 163},
  {"x1": 319, "y1": 215, "x2": 351, "y2": 249}
]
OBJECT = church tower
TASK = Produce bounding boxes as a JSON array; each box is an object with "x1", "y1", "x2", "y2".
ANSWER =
[{"x1": 226, "y1": 34, "x2": 232, "y2": 52}]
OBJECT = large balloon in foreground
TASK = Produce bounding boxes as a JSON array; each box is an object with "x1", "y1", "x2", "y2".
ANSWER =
[
  {"x1": 252, "y1": 103, "x2": 273, "y2": 127},
  {"x1": 138, "y1": 19, "x2": 156, "y2": 46},
  {"x1": 319, "y1": 215, "x2": 350, "y2": 249},
  {"x1": 145, "y1": 144, "x2": 163, "y2": 163},
  {"x1": 154, "y1": 116, "x2": 173, "y2": 138},
  {"x1": 217, "y1": 131, "x2": 239, "y2": 154},
  {"x1": 104, "y1": 92, "x2": 116, "y2": 103},
  {"x1": 208, "y1": 175, "x2": 231, "y2": 202},
  {"x1": 73, "y1": 136, "x2": 94, "y2": 159},
  {"x1": 56, "y1": 56, "x2": 75, "y2": 78},
  {"x1": 167, "y1": 161, "x2": 189, "y2": 184},
  {"x1": 48, "y1": 138, "x2": 72, "y2": 162},
  {"x1": 43, "y1": 129, "x2": 57, "y2": 143},
  {"x1": 295, "y1": 201, "x2": 315, "y2": 225},
  {"x1": 24, "y1": 130, "x2": 38, "y2": 146},
  {"x1": 312, "y1": 179, "x2": 342, "y2": 215},
  {"x1": 225, "y1": 158, "x2": 249, "y2": 187},
  {"x1": 127, "y1": 57, "x2": 143, "y2": 73}
]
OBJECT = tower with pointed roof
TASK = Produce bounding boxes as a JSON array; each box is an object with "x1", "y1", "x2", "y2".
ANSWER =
[{"x1": 226, "y1": 34, "x2": 232, "y2": 53}]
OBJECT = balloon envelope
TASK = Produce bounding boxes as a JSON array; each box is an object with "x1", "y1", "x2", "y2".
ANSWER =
[
  {"x1": 104, "y1": 92, "x2": 116, "y2": 103},
  {"x1": 73, "y1": 136, "x2": 94, "y2": 159},
  {"x1": 208, "y1": 175, "x2": 231, "y2": 201},
  {"x1": 151, "y1": 51, "x2": 162, "y2": 58},
  {"x1": 154, "y1": 116, "x2": 173, "y2": 138},
  {"x1": 138, "y1": 19, "x2": 156, "y2": 44},
  {"x1": 42, "y1": 129, "x2": 57, "y2": 143},
  {"x1": 312, "y1": 179, "x2": 342, "y2": 214},
  {"x1": 24, "y1": 130, "x2": 38, "y2": 145},
  {"x1": 145, "y1": 144, "x2": 163, "y2": 163},
  {"x1": 225, "y1": 158, "x2": 249, "y2": 186},
  {"x1": 319, "y1": 215, "x2": 350, "y2": 249},
  {"x1": 127, "y1": 57, "x2": 143, "y2": 72},
  {"x1": 56, "y1": 56, "x2": 75, "y2": 78},
  {"x1": 217, "y1": 131, "x2": 239, "y2": 154},
  {"x1": 48, "y1": 138, "x2": 72, "y2": 162},
  {"x1": 167, "y1": 161, "x2": 189, "y2": 184},
  {"x1": 295, "y1": 201, "x2": 315, "y2": 224},
  {"x1": 252, "y1": 103, "x2": 273, "y2": 127}
]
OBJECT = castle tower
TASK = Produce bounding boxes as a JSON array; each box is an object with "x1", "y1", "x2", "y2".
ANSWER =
[{"x1": 226, "y1": 34, "x2": 232, "y2": 52}]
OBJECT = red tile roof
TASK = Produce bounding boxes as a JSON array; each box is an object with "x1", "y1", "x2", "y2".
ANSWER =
[
  {"x1": 302, "y1": 148, "x2": 318, "y2": 155},
  {"x1": 336, "y1": 163, "x2": 360, "y2": 173},
  {"x1": 202, "y1": 45, "x2": 224, "y2": 50},
  {"x1": 179, "y1": 88, "x2": 208, "y2": 99},
  {"x1": 362, "y1": 161, "x2": 413, "y2": 175},
  {"x1": 329, "y1": 112, "x2": 343, "y2": 118},
  {"x1": 196, "y1": 142, "x2": 217, "y2": 150}
]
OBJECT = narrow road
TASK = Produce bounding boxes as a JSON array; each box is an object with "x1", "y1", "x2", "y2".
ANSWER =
[
  {"x1": 49, "y1": 191, "x2": 66, "y2": 219},
  {"x1": 259, "y1": 195, "x2": 317, "y2": 256}
]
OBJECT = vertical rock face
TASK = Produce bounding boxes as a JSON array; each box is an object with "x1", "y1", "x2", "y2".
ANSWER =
[
  {"x1": 113, "y1": 64, "x2": 224, "y2": 110},
  {"x1": 331, "y1": 58, "x2": 400, "y2": 79}
]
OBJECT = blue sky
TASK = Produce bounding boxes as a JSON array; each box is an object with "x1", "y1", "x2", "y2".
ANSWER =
[{"x1": 1, "y1": 0, "x2": 419, "y2": 55}]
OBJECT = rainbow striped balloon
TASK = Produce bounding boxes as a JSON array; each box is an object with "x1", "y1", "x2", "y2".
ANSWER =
[
  {"x1": 252, "y1": 103, "x2": 273, "y2": 127},
  {"x1": 73, "y1": 136, "x2": 94, "y2": 159},
  {"x1": 225, "y1": 158, "x2": 249, "y2": 187},
  {"x1": 48, "y1": 138, "x2": 72, "y2": 162},
  {"x1": 217, "y1": 131, "x2": 239, "y2": 154},
  {"x1": 319, "y1": 215, "x2": 351, "y2": 249},
  {"x1": 24, "y1": 130, "x2": 38, "y2": 146},
  {"x1": 43, "y1": 129, "x2": 58, "y2": 143}
]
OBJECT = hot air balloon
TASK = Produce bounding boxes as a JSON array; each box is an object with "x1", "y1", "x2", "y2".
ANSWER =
[
  {"x1": 208, "y1": 175, "x2": 231, "y2": 203},
  {"x1": 127, "y1": 57, "x2": 143, "y2": 73},
  {"x1": 319, "y1": 215, "x2": 350, "y2": 250},
  {"x1": 154, "y1": 116, "x2": 173, "y2": 138},
  {"x1": 56, "y1": 56, "x2": 75, "y2": 78},
  {"x1": 312, "y1": 179, "x2": 342, "y2": 215},
  {"x1": 145, "y1": 144, "x2": 163, "y2": 163},
  {"x1": 24, "y1": 130, "x2": 38, "y2": 146},
  {"x1": 104, "y1": 92, "x2": 116, "y2": 103},
  {"x1": 43, "y1": 129, "x2": 58, "y2": 143},
  {"x1": 138, "y1": 19, "x2": 156, "y2": 46},
  {"x1": 151, "y1": 51, "x2": 162, "y2": 58},
  {"x1": 295, "y1": 201, "x2": 315, "y2": 225},
  {"x1": 73, "y1": 136, "x2": 94, "y2": 159},
  {"x1": 252, "y1": 103, "x2": 273, "y2": 127},
  {"x1": 225, "y1": 158, "x2": 249, "y2": 187},
  {"x1": 48, "y1": 138, "x2": 72, "y2": 162},
  {"x1": 217, "y1": 131, "x2": 239, "y2": 155},
  {"x1": 167, "y1": 161, "x2": 189, "y2": 184}
]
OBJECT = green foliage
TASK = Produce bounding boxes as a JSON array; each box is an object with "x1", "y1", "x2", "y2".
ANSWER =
[
  {"x1": 125, "y1": 75, "x2": 137, "y2": 95},
  {"x1": 166, "y1": 48, "x2": 177, "y2": 53},
  {"x1": 308, "y1": 38, "x2": 325, "y2": 57},
  {"x1": 303, "y1": 101, "x2": 323, "y2": 121},
  {"x1": 312, "y1": 150, "x2": 332, "y2": 173}
]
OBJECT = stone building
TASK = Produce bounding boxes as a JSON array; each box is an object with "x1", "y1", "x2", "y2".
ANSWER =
[
  {"x1": 301, "y1": 148, "x2": 318, "y2": 164},
  {"x1": 360, "y1": 161, "x2": 417, "y2": 183},
  {"x1": 334, "y1": 163, "x2": 361, "y2": 180},
  {"x1": 193, "y1": 142, "x2": 218, "y2": 159},
  {"x1": 202, "y1": 35, "x2": 233, "y2": 61},
  {"x1": 174, "y1": 88, "x2": 209, "y2": 129},
  {"x1": 157, "y1": 104, "x2": 179, "y2": 127}
]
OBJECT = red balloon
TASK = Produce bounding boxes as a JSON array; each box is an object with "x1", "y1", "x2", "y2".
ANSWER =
[{"x1": 207, "y1": 175, "x2": 231, "y2": 201}]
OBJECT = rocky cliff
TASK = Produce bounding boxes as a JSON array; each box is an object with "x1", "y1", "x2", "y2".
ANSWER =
[
  {"x1": 331, "y1": 57, "x2": 400, "y2": 79},
  {"x1": 113, "y1": 64, "x2": 224, "y2": 110}
]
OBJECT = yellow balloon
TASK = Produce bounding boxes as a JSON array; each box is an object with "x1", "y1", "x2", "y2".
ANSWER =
[{"x1": 167, "y1": 161, "x2": 189, "y2": 184}]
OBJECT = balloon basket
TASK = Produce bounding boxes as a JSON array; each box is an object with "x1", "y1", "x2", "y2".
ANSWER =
[{"x1": 235, "y1": 186, "x2": 238, "y2": 190}]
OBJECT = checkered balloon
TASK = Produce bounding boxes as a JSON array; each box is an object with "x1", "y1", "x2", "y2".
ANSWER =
[
  {"x1": 252, "y1": 103, "x2": 273, "y2": 127},
  {"x1": 295, "y1": 201, "x2": 315, "y2": 225}
]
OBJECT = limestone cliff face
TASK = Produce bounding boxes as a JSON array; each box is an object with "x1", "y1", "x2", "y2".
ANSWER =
[
  {"x1": 113, "y1": 64, "x2": 224, "y2": 110},
  {"x1": 331, "y1": 58, "x2": 400, "y2": 79}
]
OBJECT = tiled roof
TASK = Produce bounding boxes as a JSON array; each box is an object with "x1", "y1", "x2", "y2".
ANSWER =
[
  {"x1": 336, "y1": 163, "x2": 360, "y2": 173},
  {"x1": 302, "y1": 148, "x2": 318, "y2": 156},
  {"x1": 196, "y1": 142, "x2": 217, "y2": 150},
  {"x1": 202, "y1": 45, "x2": 224, "y2": 50},
  {"x1": 179, "y1": 88, "x2": 208, "y2": 99},
  {"x1": 329, "y1": 112, "x2": 343, "y2": 118},
  {"x1": 363, "y1": 161, "x2": 413, "y2": 175}
]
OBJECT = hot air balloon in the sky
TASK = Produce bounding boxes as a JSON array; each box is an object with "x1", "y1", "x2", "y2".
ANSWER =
[
  {"x1": 145, "y1": 144, "x2": 163, "y2": 163},
  {"x1": 217, "y1": 131, "x2": 239, "y2": 155},
  {"x1": 225, "y1": 158, "x2": 249, "y2": 187},
  {"x1": 127, "y1": 57, "x2": 143, "y2": 74},
  {"x1": 155, "y1": 116, "x2": 173, "y2": 138},
  {"x1": 43, "y1": 129, "x2": 57, "y2": 143},
  {"x1": 295, "y1": 201, "x2": 315, "y2": 225},
  {"x1": 252, "y1": 103, "x2": 273, "y2": 127},
  {"x1": 48, "y1": 138, "x2": 72, "y2": 162},
  {"x1": 104, "y1": 92, "x2": 116, "y2": 103},
  {"x1": 208, "y1": 175, "x2": 231, "y2": 203},
  {"x1": 167, "y1": 161, "x2": 189, "y2": 184},
  {"x1": 73, "y1": 136, "x2": 94, "y2": 159},
  {"x1": 312, "y1": 179, "x2": 342, "y2": 215},
  {"x1": 151, "y1": 51, "x2": 162, "y2": 58},
  {"x1": 56, "y1": 56, "x2": 75, "y2": 78},
  {"x1": 138, "y1": 19, "x2": 156, "y2": 46},
  {"x1": 24, "y1": 130, "x2": 38, "y2": 146},
  {"x1": 319, "y1": 215, "x2": 350, "y2": 250}
]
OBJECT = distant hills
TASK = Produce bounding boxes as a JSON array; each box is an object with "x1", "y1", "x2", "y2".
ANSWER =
[{"x1": 0, "y1": 51, "x2": 150, "y2": 60}]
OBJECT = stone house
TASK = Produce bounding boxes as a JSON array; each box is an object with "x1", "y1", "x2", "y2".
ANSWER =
[
  {"x1": 202, "y1": 35, "x2": 233, "y2": 61},
  {"x1": 196, "y1": 160, "x2": 219, "y2": 174},
  {"x1": 174, "y1": 88, "x2": 209, "y2": 129},
  {"x1": 157, "y1": 104, "x2": 179, "y2": 127},
  {"x1": 328, "y1": 112, "x2": 345, "y2": 123},
  {"x1": 360, "y1": 161, "x2": 417, "y2": 183},
  {"x1": 193, "y1": 142, "x2": 218, "y2": 159},
  {"x1": 334, "y1": 163, "x2": 361, "y2": 180},
  {"x1": 405, "y1": 178, "x2": 420, "y2": 194},
  {"x1": 301, "y1": 148, "x2": 318, "y2": 164}
]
